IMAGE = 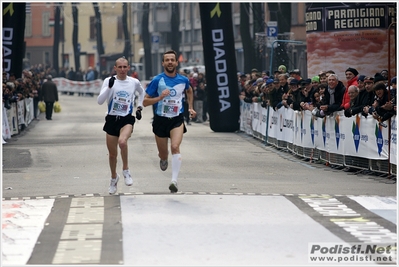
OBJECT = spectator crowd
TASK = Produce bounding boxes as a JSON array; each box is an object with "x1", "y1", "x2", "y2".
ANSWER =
[{"x1": 238, "y1": 66, "x2": 396, "y2": 128}]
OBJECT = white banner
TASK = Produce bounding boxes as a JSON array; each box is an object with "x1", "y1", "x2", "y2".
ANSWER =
[
  {"x1": 24, "y1": 98, "x2": 34, "y2": 125},
  {"x1": 2, "y1": 104, "x2": 11, "y2": 140},
  {"x1": 390, "y1": 116, "x2": 397, "y2": 165},
  {"x1": 281, "y1": 108, "x2": 294, "y2": 143},
  {"x1": 7, "y1": 102, "x2": 18, "y2": 135},
  {"x1": 239, "y1": 100, "x2": 395, "y2": 171},
  {"x1": 17, "y1": 100, "x2": 25, "y2": 126},
  {"x1": 268, "y1": 106, "x2": 279, "y2": 139},
  {"x1": 53, "y1": 78, "x2": 103, "y2": 94}
]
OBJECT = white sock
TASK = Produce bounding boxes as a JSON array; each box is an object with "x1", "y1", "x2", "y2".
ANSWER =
[{"x1": 172, "y1": 154, "x2": 182, "y2": 183}]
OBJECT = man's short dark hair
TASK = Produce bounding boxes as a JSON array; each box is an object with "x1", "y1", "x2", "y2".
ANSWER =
[{"x1": 163, "y1": 50, "x2": 177, "y2": 61}]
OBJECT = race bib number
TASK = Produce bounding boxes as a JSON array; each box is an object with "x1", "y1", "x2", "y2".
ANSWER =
[
  {"x1": 112, "y1": 97, "x2": 129, "y2": 113},
  {"x1": 162, "y1": 99, "x2": 179, "y2": 117}
]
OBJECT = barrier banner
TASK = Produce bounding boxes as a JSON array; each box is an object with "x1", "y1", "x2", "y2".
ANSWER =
[
  {"x1": 17, "y1": 100, "x2": 25, "y2": 127},
  {"x1": 313, "y1": 115, "x2": 325, "y2": 151},
  {"x1": 268, "y1": 106, "x2": 279, "y2": 139},
  {"x1": 390, "y1": 116, "x2": 397, "y2": 165},
  {"x1": 199, "y1": 3, "x2": 240, "y2": 132},
  {"x1": 53, "y1": 78, "x2": 103, "y2": 94},
  {"x1": 2, "y1": 104, "x2": 11, "y2": 140},
  {"x1": 2, "y1": 3, "x2": 26, "y2": 79},
  {"x1": 292, "y1": 110, "x2": 301, "y2": 147},
  {"x1": 24, "y1": 98, "x2": 34, "y2": 125},
  {"x1": 280, "y1": 108, "x2": 294, "y2": 143},
  {"x1": 240, "y1": 101, "x2": 253, "y2": 135},
  {"x1": 7, "y1": 102, "x2": 18, "y2": 135},
  {"x1": 301, "y1": 110, "x2": 315, "y2": 149}
]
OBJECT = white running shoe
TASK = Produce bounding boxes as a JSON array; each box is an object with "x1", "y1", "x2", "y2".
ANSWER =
[
  {"x1": 123, "y1": 169, "x2": 133, "y2": 186},
  {"x1": 109, "y1": 174, "x2": 120, "y2": 194}
]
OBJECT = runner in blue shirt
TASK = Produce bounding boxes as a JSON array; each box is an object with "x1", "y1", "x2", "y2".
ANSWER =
[{"x1": 143, "y1": 50, "x2": 196, "y2": 193}]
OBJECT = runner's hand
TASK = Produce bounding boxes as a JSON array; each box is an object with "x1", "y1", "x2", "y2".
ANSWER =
[
  {"x1": 136, "y1": 107, "x2": 142, "y2": 120},
  {"x1": 108, "y1": 76, "x2": 115, "y2": 88}
]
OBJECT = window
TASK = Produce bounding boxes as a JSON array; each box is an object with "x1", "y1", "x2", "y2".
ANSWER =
[
  {"x1": 44, "y1": 52, "x2": 50, "y2": 65},
  {"x1": 42, "y1": 11, "x2": 51, "y2": 37},
  {"x1": 117, "y1": 16, "x2": 123, "y2": 39},
  {"x1": 90, "y1": 16, "x2": 96, "y2": 40},
  {"x1": 25, "y1": 13, "x2": 32, "y2": 37},
  {"x1": 26, "y1": 52, "x2": 31, "y2": 61}
]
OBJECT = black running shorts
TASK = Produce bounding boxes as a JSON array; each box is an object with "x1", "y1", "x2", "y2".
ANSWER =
[
  {"x1": 152, "y1": 113, "x2": 187, "y2": 138},
  {"x1": 103, "y1": 114, "x2": 135, "y2": 137}
]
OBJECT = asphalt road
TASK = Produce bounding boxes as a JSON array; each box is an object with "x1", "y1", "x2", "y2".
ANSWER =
[
  {"x1": 2, "y1": 93, "x2": 397, "y2": 198},
  {"x1": 2, "y1": 93, "x2": 397, "y2": 266}
]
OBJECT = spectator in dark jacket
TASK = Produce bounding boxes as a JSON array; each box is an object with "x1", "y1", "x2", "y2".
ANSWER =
[
  {"x1": 320, "y1": 74, "x2": 346, "y2": 116},
  {"x1": 41, "y1": 75, "x2": 59, "y2": 120}
]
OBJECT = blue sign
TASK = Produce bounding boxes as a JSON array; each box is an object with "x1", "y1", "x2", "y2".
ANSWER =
[
  {"x1": 267, "y1": 26, "x2": 278, "y2": 37},
  {"x1": 152, "y1": 35, "x2": 159, "y2": 43}
]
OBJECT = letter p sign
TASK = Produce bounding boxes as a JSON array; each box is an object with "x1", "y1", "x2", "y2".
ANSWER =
[{"x1": 267, "y1": 26, "x2": 278, "y2": 37}]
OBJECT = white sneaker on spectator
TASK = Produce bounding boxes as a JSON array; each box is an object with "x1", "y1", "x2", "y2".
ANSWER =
[
  {"x1": 123, "y1": 169, "x2": 133, "y2": 186},
  {"x1": 109, "y1": 174, "x2": 120, "y2": 194}
]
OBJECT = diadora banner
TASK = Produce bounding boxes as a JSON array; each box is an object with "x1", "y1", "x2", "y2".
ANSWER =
[
  {"x1": 3, "y1": 3, "x2": 26, "y2": 79},
  {"x1": 199, "y1": 3, "x2": 240, "y2": 132}
]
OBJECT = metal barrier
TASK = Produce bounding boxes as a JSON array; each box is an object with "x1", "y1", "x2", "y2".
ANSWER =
[{"x1": 240, "y1": 101, "x2": 397, "y2": 177}]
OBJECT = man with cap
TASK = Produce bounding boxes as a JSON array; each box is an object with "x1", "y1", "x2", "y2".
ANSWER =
[
  {"x1": 289, "y1": 69, "x2": 302, "y2": 81},
  {"x1": 285, "y1": 79, "x2": 302, "y2": 110},
  {"x1": 341, "y1": 67, "x2": 359, "y2": 110},
  {"x1": 371, "y1": 82, "x2": 395, "y2": 127},
  {"x1": 265, "y1": 78, "x2": 280, "y2": 110},
  {"x1": 299, "y1": 79, "x2": 312, "y2": 110},
  {"x1": 258, "y1": 78, "x2": 275, "y2": 108},
  {"x1": 278, "y1": 65, "x2": 287, "y2": 74},
  {"x1": 357, "y1": 74, "x2": 366, "y2": 91},
  {"x1": 362, "y1": 76, "x2": 377, "y2": 117}
]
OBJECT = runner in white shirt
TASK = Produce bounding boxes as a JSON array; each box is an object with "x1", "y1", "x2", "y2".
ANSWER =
[
  {"x1": 143, "y1": 50, "x2": 196, "y2": 193},
  {"x1": 97, "y1": 57, "x2": 145, "y2": 194}
]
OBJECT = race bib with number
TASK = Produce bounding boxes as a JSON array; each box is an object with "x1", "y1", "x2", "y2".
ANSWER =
[
  {"x1": 162, "y1": 99, "x2": 180, "y2": 117},
  {"x1": 112, "y1": 97, "x2": 129, "y2": 113}
]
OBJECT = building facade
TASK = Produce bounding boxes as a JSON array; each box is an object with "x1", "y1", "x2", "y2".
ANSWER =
[{"x1": 24, "y1": 3, "x2": 307, "y2": 78}]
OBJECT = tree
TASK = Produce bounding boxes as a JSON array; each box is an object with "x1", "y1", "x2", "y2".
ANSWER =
[
  {"x1": 92, "y1": 3, "x2": 105, "y2": 58},
  {"x1": 240, "y1": 3, "x2": 255, "y2": 74},
  {"x1": 268, "y1": 3, "x2": 291, "y2": 71},
  {"x1": 53, "y1": 3, "x2": 61, "y2": 75},
  {"x1": 170, "y1": 3, "x2": 180, "y2": 58},
  {"x1": 72, "y1": 3, "x2": 80, "y2": 71},
  {"x1": 142, "y1": 3, "x2": 152, "y2": 79},
  {"x1": 122, "y1": 3, "x2": 131, "y2": 61},
  {"x1": 252, "y1": 2, "x2": 264, "y2": 71}
]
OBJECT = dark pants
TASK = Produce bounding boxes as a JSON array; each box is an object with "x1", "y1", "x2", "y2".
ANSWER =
[
  {"x1": 45, "y1": 101, "x2": 54, "y2": 120},
  {"x1": 33, "y1": 97, "x2": 39, "y2": 119}
]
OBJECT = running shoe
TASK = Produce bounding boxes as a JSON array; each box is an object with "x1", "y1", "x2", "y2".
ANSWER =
[
  {"x1": 109, "y1": 174, "x2": 120, "y2": 195},
  {"x1": 160, "y1": 159, "x2": 168, "y2": 171},
  {"x1": 169, "y1": 181, "x2": 178, "y2": 193},
  {"x1": 123, "y1": 169, "x2": 133, "y2": 186}
]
